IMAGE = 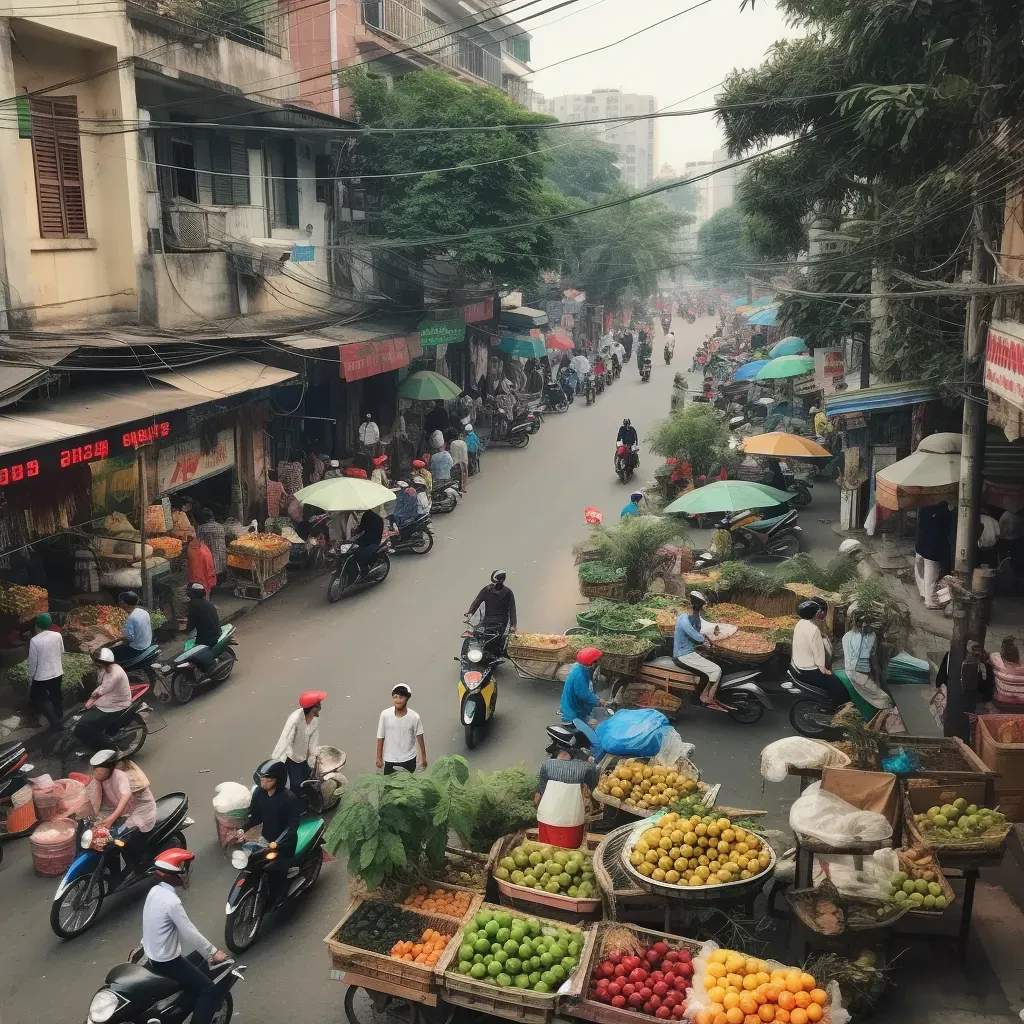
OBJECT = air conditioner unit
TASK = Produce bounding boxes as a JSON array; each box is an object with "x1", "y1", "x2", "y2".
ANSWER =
[{"x1": 163, "y1": 200, "x2": 227, "y2": 252}]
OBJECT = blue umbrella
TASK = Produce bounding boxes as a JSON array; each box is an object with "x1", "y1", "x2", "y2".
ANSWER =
[
  {"x1": 747, "y1": 307, "x2": 779, "y2": 327},
  {"x1": 731, "y1": 359, "x2": 772, "y2": 381},
  {"x1": 752, "y1": 296, "x2": 776, "y2": 307},
  {"x1": 498, "y1": 334, "x2": 545, "y2": 358},
  {"x1": 730, "y1": 297, "x2": 747, "y2": 308},
  {"x1": 770, "y1": 336, "x2": 808, "y2": 357}
]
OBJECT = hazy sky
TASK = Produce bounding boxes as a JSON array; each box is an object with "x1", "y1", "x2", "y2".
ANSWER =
[{"x1": 525, "y1": 0, "x2": 801, "y2": 170}]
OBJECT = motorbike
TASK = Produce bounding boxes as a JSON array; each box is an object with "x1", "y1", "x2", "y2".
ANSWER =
[
  {"x1": 583, "y1": 374, "x2": 596, "y2": 406},
  {"x1": 763, "y1": 467, "x2": 813, "y2": 508},
  {"x1": 594, "y1": 370, "x2": 606, "y2": 395},
  {"x1": 327, "y1": 540, "x2": 391, "y2": 602},
  {"x1": 110, "y1": 638, "x2": 166, "y2": 701},
  {"x1": 47, "y1": 683, "x2": 151, "y2": 769},
  {"x1": 0, "y1": 740, "x2": 35, "y2": 857},
  {"x1": 83, "y1": 946, "x2": 244, "y2": 1024},
  {"x1": 636, "y1": 657, "x2": 773, "y2": 724},
  {"x1": 455, "y1": 620, "x2": 504, "y2": 749},
  {"x1": 162, "y1": 625, "x2": 238, "y2": 705},
  {"x1": 514, "y1": 406, "x2": 543, "y2": 435},
  {"x1": 783, "y1": 667, "x2": 875, "y2": 737},
  {"x1": 431, "y1": 479, "x2": 461, "y2": 514},
  {"x1": 693, "y1": 508, "x2": 804, "y2": 570},
  {"x1": 664, "y1": 344, "x2": 674, "y2": 365},
  {"x1": 388, "y1": 513, "x2": 434, "y2": 555},
  {"x1": 640, "y1": 359, "x2": 652, "y2": 383},
  {"x1": 558, "y1": 369, "x2": 579, "y2": 404},
  {"x1": 614, "y1": 444, "x2": 639, "y2": 484},
  {"x1": 50, "y1": 794, "x2": 194, "y2": 938},
  {"x1": 224, "y1": 817, "x2": 327, "y2": 952},
  {"x1": 543, "y1": 380, "x2": 570, "y2": 412},
  {"x1": 486, "y1": 419, "x2": 532, "y2": 448}
]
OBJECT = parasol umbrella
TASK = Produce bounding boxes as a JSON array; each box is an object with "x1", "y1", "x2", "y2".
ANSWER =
[
  {"x1": 752, "y1": 296, "x2": 776, "y2": 307},
  {"x1": 546, "y1": 334, "x2": 575, "y2": 351},
  {"x1": 730, "y1": 297, "x2": 748, "y2": 308},
  {"x1": 755, "y1": 355, "x2": 814, "y2": 381},
  {"x1": 499, "y1": 335, "x2": 546, "y2": 358},
  {"x1": 664, "y1": 480, "x2": 793, "y2": 515},
  {"x1": 746, "y1": 306, "x2": 780, "y2": 327},
  {"x1": 769, "y1": 336, "x2": 808, "y2": 357},
  {"x1": 740, "y1": 432, "x2": 831, "y2": 459},
  {"x1": 875, "y1": 432, "x2": 962, "y2": 510},
  {"x1": 294, "y1": 478, "x2": 396, "y2": 512},
  {"x1": 397, "y1": 370, "x2": 462, "y2": 401},
  {"x1": 731, "y1": 359, "x2": 772, "y2": 381}
]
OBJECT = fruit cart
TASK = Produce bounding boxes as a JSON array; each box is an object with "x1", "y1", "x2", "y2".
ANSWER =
[
  {"x1": 226, "y1": 535, "x2": 290, "y2": 601},
  {"x1": 505, "y1": 632, "x2": 575, "y2": 683}
]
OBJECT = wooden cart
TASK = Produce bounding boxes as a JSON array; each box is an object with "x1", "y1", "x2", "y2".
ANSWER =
[{"x1": 227, "y1": 548, "x2": 289, "y2": 601}]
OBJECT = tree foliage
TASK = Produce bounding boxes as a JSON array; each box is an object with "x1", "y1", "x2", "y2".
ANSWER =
[
  {"x1": 340, "y1": 69, "x2": 568, "y2": 288},
  {"x1": 647, "y1": 403, "x2": 739, "y2": 478},
  {"x1": 696, "y1": 207, "x2": 754, "y2": 286},
  {"x1": 592, "y1": 515, "x2": 686, "y2": 598},
  {"x1": 543, "y1": 130, "x2": 621, "y2": 200}
]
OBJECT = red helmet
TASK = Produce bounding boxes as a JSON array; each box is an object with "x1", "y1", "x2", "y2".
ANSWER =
[
  {"x1": 576, "y1": 647, "x2": 603, "y2": 667},
  {"x1": 153, "y1": 848, "x2": 195, "y2": 886},
  {"x1": 299, "y1": 690, "x2": 327, "y2": 710}
]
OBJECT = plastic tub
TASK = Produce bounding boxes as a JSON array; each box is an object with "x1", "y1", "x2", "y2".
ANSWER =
[{"x1": 30, "y1": 818, "x2": 77, "y2": 876}]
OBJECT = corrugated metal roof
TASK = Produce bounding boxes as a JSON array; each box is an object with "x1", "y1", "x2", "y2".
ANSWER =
[
  {"x1": 149, "y1": 359, "x2": 296, "y2": 399},
  {"x1": 276, "y1": 321, "x2": 414, "y2": 351},
  {"x1": 500, "y1": 306, "x2": 549, "y2": 328},
  {"x1": 824, "y1": 380, "x2": 938, "y2": 416},
  {"x1": 983, "y1": 430, "x2": 1024, "y2": 481},
  {"x1": 0, "y1": 364, "x2": 54, "y2": 408}
]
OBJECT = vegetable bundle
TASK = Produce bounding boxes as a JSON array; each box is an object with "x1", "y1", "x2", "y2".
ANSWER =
[{"x1": 578, "y1": 562, "x2": 626, "y2": 584}]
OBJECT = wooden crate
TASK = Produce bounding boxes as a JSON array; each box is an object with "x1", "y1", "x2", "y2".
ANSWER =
[
  {"x1": 434, "y1": 902, "x2": 597, "y2": 1024},
  {"x1": 878, "y1": 734, "x2": 998, "y2": 788},
  {"x1": 393, "y1": 882, "x2": 484, "y2": 925},
  {"x1": 903, "y1": 787, "x2": 1010, "y2": 867},
  {"x1": 615, "y1": 682, "x2": 682, "y2": 720},
  {"x1": 323, "y1": 897, "x2": 463, "y2": 1005},
  {"x1": 975, "y1": 716, "x2": 1024, "y2": 820},
  {"x1": 636, "y1": 662, "x2": 701, "y2": 695}
]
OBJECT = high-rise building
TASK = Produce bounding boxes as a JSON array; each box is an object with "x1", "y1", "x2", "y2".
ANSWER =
[
  {"x1": 543, "y1": 90, "x2": 660, "y2": 190},
  {"x1": 684, "y1": 148, "x2": 744, "y2": 227}
]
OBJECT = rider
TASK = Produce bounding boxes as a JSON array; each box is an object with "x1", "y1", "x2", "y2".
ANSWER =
[
  {"x1": 621, "y1": 491, "x2": 645, "y2": 518},
  {"x1": 391, "y1": 482, "x2": 420, "y2": 531},
  {"x1": 559, "y1": 648, "x2": 606, "y2": 726},
  {"x1": 791, "y1": 600, "x2": 848, "y2": 704},
  {"x1": 672, "y1": 591, "x2": 726, "y2": 710},
  {"x1": 616, "y1": 418, "x2": 638, "y2": 449},
  {"x1": 73, "y1": 648, "x2": 132, "y2": 752},
  {"x1": 116, "y1": 591, "x2": 152, "y2": 664},
  {"x1": 466, "y1": 570, "x2": 517, "y2": 654},
  {"x1": 142, "y1": 848, "x2": 228, "y2": 1024},
  {"x1": 637, "y1": 334, "x2": 653, "y2": 372},
  {"x1": 242, "y1": 760, "x2": 300, "y2": 905},
  {"x1": 351, "y1": 508, "x2": 385, "y2": 578},
  {"x1": 185, "y1": 582, "x2": 221, "y2": 663},
  {"x1": 272, "y1": 691, "x2": 325, "y2": 795},
  {"x1": 90, "y1": 748, "x2": 157, "y2": 834},
  {"x1": 766, "y1": 457, "x2": 788, "y2": 493}
]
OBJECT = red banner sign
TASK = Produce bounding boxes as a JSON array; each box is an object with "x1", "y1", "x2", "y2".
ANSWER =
[
  {"x1": 985, "y1": 322, "x2": 1024, "y2": 408},
  {"x1": 339, "y1": 337, "x2": 411, "y2": 381},
  {"x1": 462, "y1": 299, "x2": 494, "y2": 324}
]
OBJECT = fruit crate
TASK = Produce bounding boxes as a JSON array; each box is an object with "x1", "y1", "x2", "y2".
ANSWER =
[
  {"x1": 974, "y1": 715, "x2": 1024, "y2": 820},
  {"x1": 433, "y1": 902, "x2": 597, "y2": 1024},
  {"x1": 489, "y1": 830, "x2": 604, "y2": 921},
  {"x1": 592, "y1": 755, "x2": 718, "y2": 824},
  {"x1": 895, "y1": 847, "x2": 956, "y2": 916},
  {"x1": 876, "y1": 735, "x2": 998, "y2": 791},
  {"x1": 324, "y1": 897, "x2": 462, "y2": 1005},
  {"x1": 392, "y1": 882, "x2": 484, "y2": 926},
  {"x1": 902, "y1": 785, "x2": 1010, "y2": 866},
  {"x1": 615, "y1": 682, "x2": 683, "y2": 721}
]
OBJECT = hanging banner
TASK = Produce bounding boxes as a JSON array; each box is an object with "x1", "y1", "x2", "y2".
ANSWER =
[
  {"x1": 339, "y1": 337, "x2": 411, "y2": 381},
  {"x1": 985, "y1": 321, "x2": 1024, "y2": 410},
  {"x1": 418, "y1": 319, "x2": 466, "y2": 348},
  {"x1": 814, "y1": 347, "x2": 845, "y2": 389},
  {"x1": 157, "y1": 428, "x2": 235, "y2": 493},
  {"x1": 462, "y1": 299, "x2": 494, "y2": 324}
]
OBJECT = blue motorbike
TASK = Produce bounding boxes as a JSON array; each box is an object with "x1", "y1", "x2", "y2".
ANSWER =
[{"x1": 50, "y1": 793, "x2": 193, "y2": 939}]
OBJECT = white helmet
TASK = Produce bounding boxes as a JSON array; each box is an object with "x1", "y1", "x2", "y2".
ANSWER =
[{"x1": 839, "y1": 539, "x2": 863, "y2": 558}]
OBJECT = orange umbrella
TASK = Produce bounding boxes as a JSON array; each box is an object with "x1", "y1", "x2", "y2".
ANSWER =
[{"x1": 740, "y1": 432, "x2": 831, "y2": 458}]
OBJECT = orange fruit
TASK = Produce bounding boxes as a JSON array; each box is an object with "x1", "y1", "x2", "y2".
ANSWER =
[
  {"x1": 745, "y1": 1016, "x2": 760, "y2": 1024},
  {"x1": 809, "y1": 990, "x2": 827, "y2": 1006},
  {"x1": 709, "y1": 1004, "x2": 725, "y2": 1017},
  {"x1": 727, "y1": 974, "x2": 744, "y2": 991},
  {"x1": 695, "y1": 1013, "x2": 714, "y2": 1024},
  {"x1": 790, "y1": 1010, "x2": 807, "y2": 1024},
  {"x1": 793, "y1": 992, "x2": 810, "y2": 1009},
  {"x1": 708, "y1": 963, "x2": 727, "y2": 979},
  {"x1": 753, "y1": 991, "x2": 767, "y2": 1006},
  {"x1": 713, "y1": 1014, "x2": 728, "y2": 1024},
  {"x1": 805, "y1": 1006, "x2": 823, "y2": 1023},
  {"x1": 723, "y1": 993, "x2": 741, "y2": 1010},
  {"x1": 776, "y1": 991, "x2": 796, "y2": 1011},
  {"x1": 709, "y1": 987, "x2": 727, "y2": 1005},
  {"x1": 774, "y1": 1012, "x2": 790, "y2": 1024},
  {"x1": 800, "y1": 974, "x2": 816, "y2": 992},
  {"x1": 758, "y1": 1006, "x2": 775, "y2": 1023},
  {"x1": 743, "y1": 975, "x2": 760, "y2": 991},
  {"x1": 726, "y1": 1008, "x2": 744, "y2": 1024},
  {"x1": 764, "y1": 987, "x2": 779, "y2": 1003}
]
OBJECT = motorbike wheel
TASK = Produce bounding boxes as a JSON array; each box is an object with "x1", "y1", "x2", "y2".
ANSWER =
[
  {"x1": 617, "y1": 469, "x2": 627, "y2": 483},
  {"x1": 789, "y1": 486, "x2": 812, "y2": 508},
  {"x1": 210, "y1": 650, "x2": 236, "y2": 684},
  {"x1": 170, "y1": 672, "x2": 196, "y2": 704},
  {"x1": 464, "y1": 721, "x2": 477, "y2": 749},
  {"x1": 226, "y1": 887, "x2": 267, "y2": 953},
  {"x1": 555, "y1": 398, "x2": 569, "y2": 413},
  {"x1": 327, "y1": 573, "x2": 345, "y2": 603},
  {"x1": 213, "y1": 993, "x2": 234, "y2": 1024},
  {"x1": 409, "y1": 530, "x2": 433, "y2": 555},
  {"x1": 374, "y1": 554, "x2": 392, "y2": 583},
  {"x1": 160, "y1": 830, "x2": 188, "y2": 853},
  {"x1": 726, "y1": 698, "x2": 764, "y2": 725},
  {"x1": 344, "y1": 986, "x2": 418, "y2": 1024},
  {"x1": 770, "y1": 533, "x2": 802, "y2": 558},
  {"x1": 790, "y1": 699, "x2": 838, "y2": 737},
  {"x1": 509, "y1": 432, "x2": 530, "y2": 448},
  {"x1": 51, "y1": 874, "x2": 107, "y2": 938},
  {"x1": 116, "y1": 713, "x2": 148, "y2": 759},
  {"x1": 301, "y1": 847, "x2": 323, "y2": 892}
]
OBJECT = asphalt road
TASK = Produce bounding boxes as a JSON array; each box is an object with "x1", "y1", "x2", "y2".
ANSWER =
[{"x1": 0, "y1": 311, "x2": 834, "y2": 1024}]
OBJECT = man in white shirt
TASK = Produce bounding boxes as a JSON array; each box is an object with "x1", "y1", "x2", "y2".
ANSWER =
[
  {"x1": 358, "y1": 414, "x2": 380, "y2": 456},
  {"x1": 449, "y1": 434, "x2": 469, "y2": 489},
  {"x1": 376, "y1": 683, "x2": 427, "y2": 775},
  {"x1": 272, "y1": 690, "x2": 324, "y2": 795},
  {"x1": 143, "y1": 848, "x2": 227, "y2": 1024},
  {"x1": 27, "y1": 613, "x2": 64, "y2": 730},
  {"x1": 74, "y1": 647, "x2": 133, "y2": 751},
  {"x1": 791, "y1": 601, "x2": 847, "y2": 705}
]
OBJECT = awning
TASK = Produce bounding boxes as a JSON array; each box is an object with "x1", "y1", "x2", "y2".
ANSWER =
[
  {"x1": 500, "y1": 306, "x2": 548, "y2": 329},
  {"x1": 277, "y1": 320, "x2": 414, "y2": 351},
  {"x1": 824, "y1": 380, "x2": 938, "y2": 417},
  {"x1": 148, "y1": 359, "x2": 296, "y2": 399},
  {"x1": 0, "y1": 364, "x2": 56, "y2": 409}
]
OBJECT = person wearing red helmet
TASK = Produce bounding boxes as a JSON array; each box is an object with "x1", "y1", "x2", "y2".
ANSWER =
[
  {"x1": 143, "y1": 849, "x2": 227, "y2": 1024},
  {"x1": 272, "y1": 690, "x2": 325, "y2": 795},
  {"x1": 559, "y1": 647, "x2": 605, "y2": 726}
]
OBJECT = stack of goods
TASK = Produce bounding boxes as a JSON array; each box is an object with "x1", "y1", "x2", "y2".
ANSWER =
[
  {"x1": 596, "y1": 759, "x2": 708, "y2": 817},
  {"x1": 0, "y1": 585, "x2": 48, "y2": 621},
  {"x1": 587, "y1": 937, "x2": 695, "y2": 1017},
  {"x1": 888, "y1": 849, "x2": 949, "y2": 912},
  {"x1": 148, "y1": 536, "x2": 183, "y2": 560},
  {"x1": 228, "y1": 533, "x2": 290, "y2": 571},
  {"x1": 567, "y1": 633, "x2": 654, "y2": 673},
  {"x1": 910, "y1": 797, "x2": 1008, "y2": 847},
  {"x1": 391, "y1": 926, "x2": 453, "y2": 965},
  {"x1": 506, "y1": 633, "x2": 571, "y2": 663},
  {"x1": 212, "y1": 781, "x2": 253, "y2": 847},
  {"x1": 449, "y1": 907, "x2": 583, "y2": 992},
  {"x1": 493, "y1": 839, "x2": 596, "y2": 899},
  {"x1": 709, "y1": 631, "x2": 776, "y2": 663},
  {"x1": 29, "y1": 817, "x2": 78, "y2": 876},
  {"x1": 401, "y1": 886, "x2": 474, "y2": 919},
  {"x1": 436, "y1": 851, "x2": 489, "y2": 890},
  {"x1": 5, "y1": 653, "x2": 94, "y2": 696},
  {"x1": 884, "y1": 653, "x2": 930, "y2": 687},
  {"x1": 144, "y1": 504, "x2": 170, "y2": 536}
]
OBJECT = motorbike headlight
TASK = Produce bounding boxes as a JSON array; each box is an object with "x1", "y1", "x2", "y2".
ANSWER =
[
  {"x1": 230, "y1": 849, "x2": 250, "y2": 870},
  {"x1": 80, "y1": 828, "x2": 93, "y2": 850},
  {"x1": 88, "y1": 990, "x2": 121, "y2": 1023},
  {"x1": 467, "y1": 647, "x2": 483, "y2": 663}
]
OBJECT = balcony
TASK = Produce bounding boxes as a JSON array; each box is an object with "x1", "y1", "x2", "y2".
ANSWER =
[{"x1": 360, "y1": 0, "x2": 502, "y2": 86}]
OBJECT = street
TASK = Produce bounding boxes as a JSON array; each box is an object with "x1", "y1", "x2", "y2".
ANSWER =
[{"x1": 1, "y1": 312, "x2": 823, "y2": 1023}]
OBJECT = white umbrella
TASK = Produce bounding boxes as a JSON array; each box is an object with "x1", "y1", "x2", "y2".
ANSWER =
[
  {"x1": 293, "y1": 478, "x2": 396, "y2": 512},
  {"x1": 875, "y1": 433, "x2": 961, "y2": 510}
]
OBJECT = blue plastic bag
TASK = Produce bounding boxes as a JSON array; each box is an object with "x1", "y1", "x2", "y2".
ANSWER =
[
  {"x1": 594, "y1": 709, "x2": 671, "y2": 758},
  {"x1": 881, "y1": 746, "x2": 921, "y2": 774}
]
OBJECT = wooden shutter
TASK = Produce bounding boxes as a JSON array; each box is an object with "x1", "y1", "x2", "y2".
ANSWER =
[
  {"x1": 210, "y1": 135, "x2": 234, "y2": 206},
  {"x1": 30, "y1": 97, "x2": 87, "y2": 238},
  {"x1": 229, "y1": 135, "x2": 250, "y2": 205}
]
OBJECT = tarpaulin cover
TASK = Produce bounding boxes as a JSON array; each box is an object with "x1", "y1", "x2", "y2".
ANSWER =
[{"x1": 594, "y1": 709, "x2": 671, "y2": 757}]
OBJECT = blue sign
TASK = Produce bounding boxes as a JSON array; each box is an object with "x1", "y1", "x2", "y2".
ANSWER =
[{"x1": 290, "y1": 245, "x2": 315, "y2": 262}]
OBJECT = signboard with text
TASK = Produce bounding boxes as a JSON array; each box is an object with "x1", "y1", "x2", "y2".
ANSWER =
[
  {"x1": 814, "y1": 347, "x2": 845, "y2": 390},
  {"x1": 157, "y1": 428, "x2": 236, "y2": 493},
  {"x1": 418, "y1": 319, "x2": 466, "y2": 348},
  {"x1": 462, "y1": 299, "x2": 494, "y2": 324},
  {"x1": 985, "y1": 321, "x2": 1024, "y2": 410},
  {"x1": 339, "y1": 337, "x2": 411, "y2": 381}
]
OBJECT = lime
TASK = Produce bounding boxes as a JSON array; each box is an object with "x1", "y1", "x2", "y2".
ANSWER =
[
  {"x1": 518, "y1": 943, "x2": 533, "y2": 960},
  {"x1": 474, "y1": 938, "x2": 490, "y2": 954},
  {"x1": 458, "y1": 961, "x2": 473, "y2": 975},
  {"x1": 487, "y1": 960, "x2": 503, "y2": 978},
  {"x1": 470, "y1": 963, "x2": 487, "y2": 980},
  {"x1": 484, "y1": 920, "x2": 500, "y2": 938},
  {"x1": 561, "y1": 957, "x2": 577, "y2": 973},
  {"x1": 459, "y1": 945, "x2": 475, "y2": 962},
  {"x1": 514, "y1": 975, "x2": 531, "y2": 989},
  {"x1": 534, "y1": 981, "x2": 550, "y2": 993},
  {"x1": 540, "y1": 952, "x2": 554, "y2": 968},
  {"x1": 496, "y1": 928, "x2": 511, "y2": 944},
  {"x1": 497, "y1": 974, "x2": 512, "y2": 987},
  {"x1": 529, "y1": 972, "x2": 542, "y2": 985},
  {"x1": 504, "y1": 939, "x2": 520, "y2": 955},
  {"x1": 505, "y1": 958, "x2": 522, "y2": 975},
  {"x1": 550, "y1": 965, "x2": 566, "y2": 983},
  {"x1": 494, "y1": 950, "x2": 508, "y2": 965},
  {"x1": 541, "y1": 971, "x2": 557, "y2": 987}
]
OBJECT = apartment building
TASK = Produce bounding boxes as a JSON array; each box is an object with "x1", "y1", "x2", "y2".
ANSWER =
[
  {"x1": 684, "y1": 147, "x2": 744, "y2": 229},
  {"x1": 543, "y1": 89, "x2": 660, "y2": 189}
]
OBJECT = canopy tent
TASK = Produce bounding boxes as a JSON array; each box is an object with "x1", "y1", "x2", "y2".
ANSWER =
[
  {"x1": 747, "y1": 307, "x2": 780, "y2": 327},
  {"x1": 755, "y1": 355, "x2": 814, "y2": 381},
  {"x1": 875, "y1": 432, "x2": 961, "y2": 510},
  {"x1": 769, "y1": 336, "x2": 808, "y2": 357}
]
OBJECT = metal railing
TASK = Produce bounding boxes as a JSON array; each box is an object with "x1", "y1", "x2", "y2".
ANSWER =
[{"x1": 361, "y1": 0, "x2": 501, "y2": 86}]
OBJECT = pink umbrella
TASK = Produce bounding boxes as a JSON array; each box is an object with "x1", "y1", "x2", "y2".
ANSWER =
[{"x1": 546, "y1": 334, "x2": 574, "y2": 351}]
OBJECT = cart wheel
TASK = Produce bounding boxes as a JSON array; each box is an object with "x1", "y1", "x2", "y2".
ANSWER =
[{"x1": 343, "y1": 987, "x2": 417, "y2": 1024}]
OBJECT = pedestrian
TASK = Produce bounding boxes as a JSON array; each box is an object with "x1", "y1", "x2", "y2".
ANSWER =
[
  {"x1": 424, "y1": 399, "x2": 450, "y2": 439},
  {"x1": 277, "y1": 451, "x2": 305, "y2": 496},
  {"x1": 358, "y1": 414, "x2": 380, "y2": 459},
  {"x1": 27, "y1": 612, "x2": 64, "y2": 731},
  {"x1": 430, "y1": 445, "x2": 454, "y2": 485},
  {"x1": 534, "y1": 748, "x2": 599, "y2": 849},
  {"x1": 449, "y1": 431, "x2": 469, "y2": 489},
  {"x1": 195, "y1": 509, "x2": 227, "y2": 580},
  {"x1": 376, "y1": 683, "x2": 427, "y2": 775},
  {"x1": 185, "y1": 533, "x2": 217, "y2": 595},
  {"x1": 272, "y1": 690, "x2": 325, "y2": 794},
  {"x1": 464, "y1": 423, "x2": 482, "y2": 475},
  {"x1": 915, "y1": 502, "x2": 953, "y2": 609}
]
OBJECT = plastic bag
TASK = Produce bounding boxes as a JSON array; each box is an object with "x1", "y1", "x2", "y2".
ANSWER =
[
  {"x1": 212, "y1": 781, "x2": 252, "y2": 814},
  {"x1": 880, "y1": 747, "x2": 922, "y2": 774},
  {"x1": 864, "y1": 503, "x2": 877, "y2": 537},
  {"x1": 814, "y1": 848, "x2": 898, "y2": 899},
  {"x1": 594, "y1": 709, "x2": 671, "y2": 758},
  {"x1": 789, "y1": 782, "x2": 893, "y2": 847},
  {"x1": 760, "y1": 737, "x2": 842, "y2": 783},
  {"x1": 653, "y1": 731, "x2": 695, "y2": 766}
]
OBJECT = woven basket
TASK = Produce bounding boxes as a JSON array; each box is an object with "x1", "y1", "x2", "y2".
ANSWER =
[
  {"x1": 592, "y1": 823, "x2": 665, "y2": 922},
  {"x1": 616, "y1": 682, "x2": 682, "y2": 719},
  {"x1": 506, "y1": 641, "x2": 572, "y2": 664},
  {"x1": 709, "y1": 631, "x2": 777, "y2": 665},
  {"x1": 895, "y1": 847, "x2": 956, "y2": 915}
]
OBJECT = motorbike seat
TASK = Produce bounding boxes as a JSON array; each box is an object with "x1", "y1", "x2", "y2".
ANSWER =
[
  {"x1": 546, "y1": 724, "x2": 576, "y2": 744},
  {"x1": 120, "y1": 644, "x2": 161, "y2": 669},
  {"x1": 295, "y1": 817, "x2": 326, "y2": 857},
  {"x1": 105, "y1": 963, "x2": 182, "y2": 1000},
  {"x1": 722, "y1": 671, "x2": 761, "y2": 686},
  {"x1": 744, "y1": 513, "x2": 790, "y2": 532},
  {"x1": 786, "y1": 669, "x2": 834, "y2": 702},
  {"x1": 150, "y1": 792, "x2": 188, "y2": 834}
]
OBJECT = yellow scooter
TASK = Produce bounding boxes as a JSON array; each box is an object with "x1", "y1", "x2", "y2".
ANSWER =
[{"x1": 457, "y1": 620, "x2": 504, "y2": 749}]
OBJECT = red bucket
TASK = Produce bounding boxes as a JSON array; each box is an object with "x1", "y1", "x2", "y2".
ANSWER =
[{"x1": 30, "y1": 818, "x2": 77, "y2": 876}]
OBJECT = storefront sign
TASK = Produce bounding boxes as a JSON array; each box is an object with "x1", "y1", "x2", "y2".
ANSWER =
[
  {"x1": 157, "y1": 428, "x2": 235, "y2": 493},
  {"x1": 985, "y1": 321, "x2": 1024, "y2": 409},
  {"x1": 339, "y1": 337, "x2": 411, "y2": 381},
  {"x1": 418, "y1": 319, "x2": 466, "y2": 348},
  {"x1": 814, "y1": 347, "x2": 845, "y2": 388},
  {"x1": 462, "y1": 299, "x2": 494, "y2": 324}
]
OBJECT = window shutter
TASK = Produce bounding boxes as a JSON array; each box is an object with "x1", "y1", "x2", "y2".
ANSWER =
[
  {"x1": 54, "y1": 99, "x2": 86, "y2": 236},
  {"x1": 194, "y1": 131, "x2": 214, "y2": 205},
  {"x1": 31, "y1": 100, "x2": 66, "y2": 237},
  {"x1": 229, "y1": 135, "x2": 250, "y2": 205},
  {"x1": 210, "y1": 135, "x2": 233, "y2": 205}
]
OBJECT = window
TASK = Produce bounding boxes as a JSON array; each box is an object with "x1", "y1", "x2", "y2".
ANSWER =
[
  {"x1": 315, "y1": 154, "x2": 332, "y2": 203},
  {"x1": 210, "y1": 134, "x2": 250, "y2": 206},
  {"x1": 30, "y1": 97, "x2": 87, "y2": 238},
  {"x1": 508, "y1": 36, "x2": 530, "y2": 63},
  {"x1": 268, "y1": 139, "x2": 299, "y2": 228}
]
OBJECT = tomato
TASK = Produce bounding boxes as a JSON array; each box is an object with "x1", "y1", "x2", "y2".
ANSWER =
[
  {"x1": 629, "y1": 993, "x2": 645, "y2": 1009},
  {"x1": 656, "y1": 1006, "x2": 672, "y2": 1019},
  {"x1": 611, "y1": 996, "x2": 627, "y2": 1009}
]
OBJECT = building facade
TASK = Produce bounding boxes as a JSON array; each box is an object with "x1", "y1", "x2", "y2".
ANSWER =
[{"x1": 543, "y1": 89, "x2": 659, "y2": 190}]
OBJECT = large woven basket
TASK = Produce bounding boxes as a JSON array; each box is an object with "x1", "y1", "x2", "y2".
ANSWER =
[{"x1": 709, "y1": 631, "x2": 777, "y2": 665}]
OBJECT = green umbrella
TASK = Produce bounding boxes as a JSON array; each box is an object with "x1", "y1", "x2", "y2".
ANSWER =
[
  {"x1": 664, "y1": 480, "x2": 793, "y2": 515},
  {"x1": 755, "y1": 355, "x2": 814, "y2": 381},
  {"x1": 294, "y1": 478, "x2": 396, "y2": 512},
  {"x1": 498, "y1": 335, "x2": 545, "y2": 358},
  {"x1": 398, "y1": 370, "x2": 462, "y2": 401}
]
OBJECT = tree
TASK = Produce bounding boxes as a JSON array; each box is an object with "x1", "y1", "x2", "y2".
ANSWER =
[
  {"x1": 652, "y1": 177, "x2": 699, "y2": 217},
  {"x1": 647, "y1": 404, "x2": 738, "y2": 478},
  {"x1": 695, "y1": 207, "x2": 753, "y2": 286},
  {"x1": 339, "y1": 69, "x2": 568, "y2": 287},
  {"x1": 543, "y1": 130, "x2": 621, "y2": 200}
]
